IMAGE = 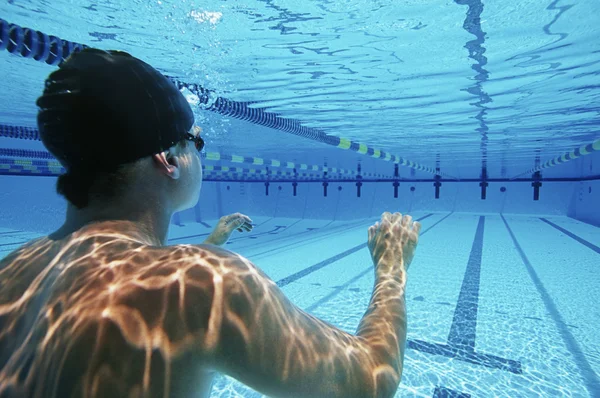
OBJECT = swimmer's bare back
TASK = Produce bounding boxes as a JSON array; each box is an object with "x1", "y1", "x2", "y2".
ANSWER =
[{"x1": 0, "y1": 212, "x2": 420, "y2": 398}]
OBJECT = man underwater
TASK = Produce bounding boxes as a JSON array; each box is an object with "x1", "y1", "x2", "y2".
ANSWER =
[{"x1": 0, "y1": 48, "x2": 421, "y2": 398}]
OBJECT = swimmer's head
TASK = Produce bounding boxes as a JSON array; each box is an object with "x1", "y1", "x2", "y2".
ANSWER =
[{"x1": 36, "y1": 48, "x2": 203, "y2": 210}]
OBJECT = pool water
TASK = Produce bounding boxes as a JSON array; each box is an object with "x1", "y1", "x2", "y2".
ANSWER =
[{"x1": 1, "y1": 0, "x2": 600, "y2": 397}]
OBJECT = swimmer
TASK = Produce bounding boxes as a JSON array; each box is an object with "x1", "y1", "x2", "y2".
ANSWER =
[{"x1": 0, "y1": 48, "x2": 422, "y2": 398}]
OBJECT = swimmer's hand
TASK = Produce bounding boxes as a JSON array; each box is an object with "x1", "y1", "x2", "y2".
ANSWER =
[
  {"x1": 203, "y1": 213, "x2": 254, "y2": 246},
  {"x1": 368, "y1": 212, "x2": 421, "y2": 273}
]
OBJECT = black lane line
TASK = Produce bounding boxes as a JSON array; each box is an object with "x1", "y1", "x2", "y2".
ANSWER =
[
  {"x1": 503, "y1": 215, "x2": 600, "y2": 394},
  {"x1": 167, "y1": 217, "x2": 359, "y2": 245},
  {"x1": 168, "y1": 231, "x2": 212, "y2": 241},
  {"x1": 0, "y1": 241, "x2": 28, "y2": 248},
  {"x1": 447, "y1": 216, "x2": 485, "y2": 350},
  {"x1": 303, "y1": 213, "x2": 453, "y2": 312},
  {"x1": 241, "y1": 213, "x2": 435, "y2": 254},
  {"x1": 0, "y1": 230, "x2": 24, "y2": 236},
  {"x1": 278, "y1": 219, "x2": 303, "y2": 231},
  {"x1": 411, "y1": 216, "x2": 522, "y2": 375},
  {"x1": 304, "y1": 267, "x2": 372, "y2": 312},
  {"x1": 0, "y1": 232, "x2": 43, "y2": 249},
  {"x1": 232, "y1": 217, "x2": 374, "y2": 255},
  {"x1": 228, "y1": 219, "x2": 357, "y2": 247},
  {"x1": 168, "y1": 221, "x2": 288, "y2": 243},
  {"x1": 408, "y1": 339, "x2": 521, "y2": 374},
  {"x1": 256, "y1": 217, "x2": 274, "y2": 227},
  {"x1": 432, "y1": 386, "x2": 471, "y2": 398},
  {"x1": 540, "y1": 218, "x2": 600, "y2": 254},
  {"x1": 277, "y1": 243, "x2": 369, "y2": 288},
  {"x1": 276, "y1": 214, "x2": 435, "y2": 288},
  {"x1": 247, "y1": 219, "x2": 373, "y2": 258}
]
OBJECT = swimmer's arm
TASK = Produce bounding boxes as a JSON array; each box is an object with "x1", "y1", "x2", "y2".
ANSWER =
[{"x1": 199, "y1": 247, "x2": 407, "y2": 398}]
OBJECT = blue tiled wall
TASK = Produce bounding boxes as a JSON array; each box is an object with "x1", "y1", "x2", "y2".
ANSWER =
[
  {"x1": 568, "y1": 151, "x2": 600, "y2": 227},
  {"x1": 192, "y1": 179, "x2": 575, "y2": 223},
  {"x1": 0, "y1": 175, "x2": 64, "y2": 233},
  {"x1": 0, "y1": 173, "x2": 584, "y2": 234}
]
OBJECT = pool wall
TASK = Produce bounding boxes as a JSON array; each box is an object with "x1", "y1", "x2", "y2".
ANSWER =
[
  {"x1": 0, "y1": 173, "x2": 584, "y2": 234},
  {"x1": 567, "y1": 150, "x2": 600, "y2": 227}
]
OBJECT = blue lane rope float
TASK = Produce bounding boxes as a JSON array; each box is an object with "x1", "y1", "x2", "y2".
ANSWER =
[
  {"x1": 0, "y1": 18, "x2": 454, "y2": 179},
  {"x1": 0, "y1": 155, "x2": 352, "y2": 179},
  {"x1": 510, "y1": 138, "x2": 600, "y2": 179},
  {"x1": 0, "y1": 124, "x2": 40, "y2": 140},
  {"x1": 0, "y1": 147, "x2": 54, "y2": 159},
  {"x1": 0, "y1": 126, "x2": 372, "y2": 177},
  {"x1": 2, "y1": 157, "x2": 596, "y2": 182},
  {"x1": 0, "y1": 18, "x2": 85, "y2": 65},
  {"x1": 0, "y1": 156, "x2": 355, "y2": 181},
  {"x1": 0, "y1": 147, "x2": 363, "y2": 179},
  {"x1": 0, "y1": 157, "x2": 64, "y2": 175}
]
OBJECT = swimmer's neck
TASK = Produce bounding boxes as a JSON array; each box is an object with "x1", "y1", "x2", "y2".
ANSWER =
[{"x1": 51, "y1": 199, "x2": 173, "y2": 247}]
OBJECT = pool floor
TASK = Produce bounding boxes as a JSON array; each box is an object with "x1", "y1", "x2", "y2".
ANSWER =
[{"x1": 1, "y1": 213, "x2": 599, "y2": 397}]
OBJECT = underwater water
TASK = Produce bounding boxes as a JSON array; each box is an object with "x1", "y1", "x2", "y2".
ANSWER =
[{"x1": 1, "y1": 0, "x2": 600, "y2": 397}]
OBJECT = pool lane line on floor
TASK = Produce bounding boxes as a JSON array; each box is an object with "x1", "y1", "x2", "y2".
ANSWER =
[
  {"x1": 432, "y1": 386, "x2": 471, "y2": 398},
  {"x1": 167, "y1": 217, "x2": 363, "y2": 245},
  {"x1": 304, "y1": 212, "x2": 453, "y2": 313},
  {"x1": 226, "y1": 217, "x2": 373, "y2": 259},
  {"x1": 0, "y1": 230, "x2": 25, "y2": 236},
  {"x1": 447, "y1": 216, "x2": 484, "y2": 350},
  {"x1": 502, "y1": 215, "x2": 600, "y2": 395},
  {"x1": 231, "y1": 218, "x2": 364, "y2": 250},
  {"x1": 245, "y1": 218, "x2": 374, "y2": 259},
  {"x1": 296, "y1": 212, "x2": 477, "y2": 397},
  {"x1": 0, "y1": 233, "x2": 44, "y2": 249},
  {"x1": 409, "y1": 216, "x2": 523, "y2": 375},
  {"x1": 540, "y1": 218, "x2": 600, "y2": 255},
  {"x1": 276, "y1": 214, "x2": 435, "y2": 288},
  {"x1": 169, "y1": 217, "x2": 313, "y2": 243}
]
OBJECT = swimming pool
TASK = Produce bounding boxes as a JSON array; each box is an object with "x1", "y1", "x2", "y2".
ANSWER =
[
  {"x1": 1, "y1": 0, "x2": 600, "y2": 397},
  {"x1": 1, "y1": 213, "x2": 599, "y2": 397}
]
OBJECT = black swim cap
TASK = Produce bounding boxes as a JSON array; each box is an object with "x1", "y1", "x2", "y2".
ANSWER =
[{"x1": 36, "y1": 48, "x2": 194, "y2": 171}]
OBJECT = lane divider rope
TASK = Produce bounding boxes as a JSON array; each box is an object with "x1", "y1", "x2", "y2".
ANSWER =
[
  {"x1": 0, "y1": 18, "x2": 454, "y2": 179},
  {"x1": 510, "y1": 138, "x2": 600, "y2": 179}
]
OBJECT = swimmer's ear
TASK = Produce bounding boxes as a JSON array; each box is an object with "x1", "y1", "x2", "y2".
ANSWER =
[{"x1": 153, "y1": 151, "x2": 181, "y2": 180}]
